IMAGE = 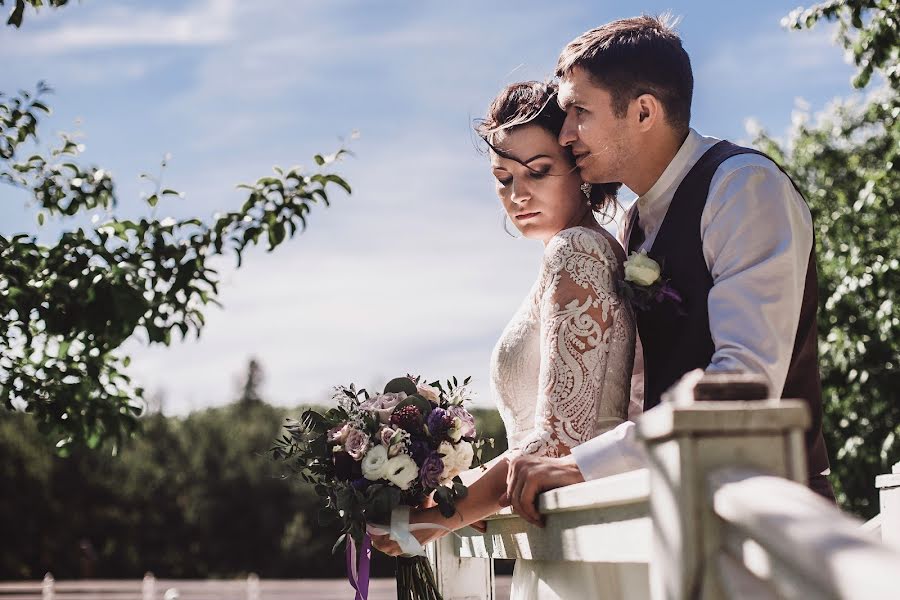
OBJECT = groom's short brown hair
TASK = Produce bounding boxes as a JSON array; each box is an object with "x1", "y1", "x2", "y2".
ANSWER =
[{"x1": 556, "y1": 15, "x2": 693, "y2": 132}]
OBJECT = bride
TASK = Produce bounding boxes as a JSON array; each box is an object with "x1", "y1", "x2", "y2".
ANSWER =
[{"x1": 373, "y1": 80, "x2": 643, "y2": 599}]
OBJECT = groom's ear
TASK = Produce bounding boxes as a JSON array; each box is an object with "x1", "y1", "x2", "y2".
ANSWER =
[{"x1": 633, "y1": 94, "x2": 663, "y2": 132}]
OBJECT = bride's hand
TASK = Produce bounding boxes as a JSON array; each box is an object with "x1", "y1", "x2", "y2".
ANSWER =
[{"x1": 369, "y1": 507, "x2": 443, "y2": 557}]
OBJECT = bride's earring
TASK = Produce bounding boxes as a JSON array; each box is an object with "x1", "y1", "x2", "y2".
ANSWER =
[{"x1": 581, "y1": 182, "x2": 593, "y2": 206}]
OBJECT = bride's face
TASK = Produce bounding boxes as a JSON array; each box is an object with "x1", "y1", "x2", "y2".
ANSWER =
[{"x1": 490, "y1": 125, "x2": 586, "y2": 243}]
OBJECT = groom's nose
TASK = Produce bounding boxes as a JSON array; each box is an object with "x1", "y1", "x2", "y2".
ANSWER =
[{"x1": 558, "y1": 113, "x2": 577, "y2": 147}]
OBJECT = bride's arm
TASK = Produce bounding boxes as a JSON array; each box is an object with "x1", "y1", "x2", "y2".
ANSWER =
[
  {"x1": 515, "y1": 228, "x2": 628, "y2": 458},
  {"x1": 370, "y1": 455, "x2": 510, "y2": 555}
]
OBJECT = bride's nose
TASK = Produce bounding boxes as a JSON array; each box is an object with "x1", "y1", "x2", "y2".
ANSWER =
[{"x1": 510, "y1": 179, "x2": 531, "y2": 204}]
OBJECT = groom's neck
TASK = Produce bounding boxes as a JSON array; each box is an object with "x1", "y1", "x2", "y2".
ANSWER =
[{"x1": 627, "y1": 128, "x2": 690, "y2": 197}]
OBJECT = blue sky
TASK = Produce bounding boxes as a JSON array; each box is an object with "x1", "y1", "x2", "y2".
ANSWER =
[{"x1": 1, "y1": 1, "x2": 855, "y2": 413}]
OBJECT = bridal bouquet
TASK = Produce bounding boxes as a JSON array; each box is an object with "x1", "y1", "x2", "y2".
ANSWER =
[{"x1": 273, "y1": 375, "x2": 486, "y2": 600}]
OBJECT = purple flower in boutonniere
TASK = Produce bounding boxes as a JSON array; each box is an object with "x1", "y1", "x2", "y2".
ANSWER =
[{"x1": 619, "y1": 250, "x2": 686, "y2": 314}]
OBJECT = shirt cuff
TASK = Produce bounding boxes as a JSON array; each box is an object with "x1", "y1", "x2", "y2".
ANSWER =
[{"x1": 571, "y1": 421, "x2": 645, "y2": 481}]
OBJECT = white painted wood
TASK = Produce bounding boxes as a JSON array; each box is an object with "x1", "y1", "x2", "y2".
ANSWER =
[
  {"x1": 710, "y1": 467, "x2": 900, "y2": 600},
  {"x1": 426, "y1": 528, "x2": 494, "y2": 600},
  {"x1": 452, "y1": 469, "x2": 651, "y2": 562},
  {"x1": 716, "y1": 552, "x2": 779, "y2": 600},
  {"x1": 719, "y1": 525, "x2": 834, "y2": 599},
  {"x1": 41, "y1": 574, "x2": 53, "y2": 600},
  {"x1": 876, "y1": 462, "x2": 900, "y2": 549},
  {"x1": 637, "y1": 400, "x2": 810, "y2": 440},
  {"x1": 142, "y1": 572, "x2": 155, "y2": 600},
  {"x1": 636, "y1": 374, "x2": 811, "y2": 600}
]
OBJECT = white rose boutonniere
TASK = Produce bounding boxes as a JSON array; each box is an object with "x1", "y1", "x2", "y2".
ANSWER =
[
  {"x1": 624, "y1": 250, "x2": 662, "y2": 286},
  {"x1": 620, "y1": 251, "x2": 685, "y2": 314}
]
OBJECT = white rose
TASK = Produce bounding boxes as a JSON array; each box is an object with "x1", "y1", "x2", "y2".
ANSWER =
[
  {"x1": 452, "y1": 441, "x2": 474, "y2": 472},
  {"x1": 624, "y1": 250, "x2": 661, "y2": 286},
  {"x1": 384, "y1": 454, "x2": 419, "y2": 490},
  {"x1": 361, "y1": 444, "x2": 389, "y2": 481},
  {"x1": 416, "y1": 383, "x2": 441, "y2": 403},
  {"x1": 438, "y1": 441, "x2": 458, "y2": 480}
]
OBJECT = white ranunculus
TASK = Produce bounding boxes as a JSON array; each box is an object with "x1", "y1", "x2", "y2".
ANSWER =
[
  {"x1": 448, "y1": 417, "x2": 463, "y2": 442},
  {"x1": 384, "y1": 454, "x2": 419, "y2": 490},
  {"x1": 624, "y1": 250, "x2": 661, "y2": 286},
  {"x1": 361, "y1": 444, "x2": 389, "y2": 481},
  {"x1": 415, "y1": 383, "x2": 441, "y2": 403}
]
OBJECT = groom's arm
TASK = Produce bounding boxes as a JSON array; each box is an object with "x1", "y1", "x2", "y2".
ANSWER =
[
  {"x1": 702, "y1": 157, "x2": 814, "y2": 397},
  {"x1": 503, "y1": 421, "x2": 646, "y2": 526}
]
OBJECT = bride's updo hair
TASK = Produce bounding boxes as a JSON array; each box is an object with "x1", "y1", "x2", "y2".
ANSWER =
[{"x1": 476, "y1": 80, "x2": 620, "y2": 220}]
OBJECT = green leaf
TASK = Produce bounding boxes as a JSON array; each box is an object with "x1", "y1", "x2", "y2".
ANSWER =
[
  {"x1": 147, "y1": 194, "x2": 158, "y2": 207},
  {"x1": 331, "y1": 533, "x2": 347, "y2": 555},
  {"x1": 384, "y1": 377, "x2": 418, "y2": 396}
]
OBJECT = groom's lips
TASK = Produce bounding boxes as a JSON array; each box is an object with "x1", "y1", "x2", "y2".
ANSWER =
[
  {"x1": 515, "y1": 212, "x2": 540, "y2": 221},
  {"x1": 573, "y1": 152, "x2": 589, "y2": 166}
]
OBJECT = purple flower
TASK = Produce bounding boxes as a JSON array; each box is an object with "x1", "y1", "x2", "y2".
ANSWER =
[
  {"x1": 419, "y1": 452, "x2": 445, "y2": 488},
  {"x1": 426, "y1": 407, "x2": 453, "y2": 438},
  {"x1": 407, "y1": 440, "x2": 430, "y2": 464},
  {"x1": 351, "y1": 477, "x2": 371, "y2": 491},
  {"x1": 447, "y1": 406, "x2": 476, "y2": 440}
]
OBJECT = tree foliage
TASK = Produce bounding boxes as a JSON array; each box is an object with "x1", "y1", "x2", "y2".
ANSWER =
[
  {"x1": 755, "y1": 0, "x2": 899, "y2": 516},
  {"x1": 1, "y1": 14, "x2": 351, "y2": 454},
  {"x1": 0, "y1": 379, "x2": 508, "y2": 579}
]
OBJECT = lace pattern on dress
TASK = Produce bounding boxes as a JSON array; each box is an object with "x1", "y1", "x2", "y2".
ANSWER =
[{"x1": 490, "y1": 226, "x2": 635, "y2": 459}]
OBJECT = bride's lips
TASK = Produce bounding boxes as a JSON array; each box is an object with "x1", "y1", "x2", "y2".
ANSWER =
[
  {"x1": 574, "y1": 152, "x2": 589, "y2": 166},
  {"x1": 515, "y1": 212, "x2": 540, "y2": 221}
]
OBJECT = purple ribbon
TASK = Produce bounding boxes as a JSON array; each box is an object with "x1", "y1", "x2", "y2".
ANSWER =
[{"x1": 345, "y1": 533, "x2": 372, "y2": 600}]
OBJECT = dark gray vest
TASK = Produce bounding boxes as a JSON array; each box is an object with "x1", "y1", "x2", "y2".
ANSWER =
[{"x1": 628, "y1": 140, "x2": 829, "y2": 476}]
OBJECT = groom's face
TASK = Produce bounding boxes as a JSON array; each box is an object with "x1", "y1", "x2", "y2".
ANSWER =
[{"x1": 557, "y1": 67, "x2": 634, "y2": 185}]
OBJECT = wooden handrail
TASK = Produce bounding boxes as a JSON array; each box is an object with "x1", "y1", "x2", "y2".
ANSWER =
[{"x1": 709, "y1": 466, "x2": 900, "y2": 600}]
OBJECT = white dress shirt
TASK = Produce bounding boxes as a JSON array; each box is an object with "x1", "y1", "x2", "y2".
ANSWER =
[{"x1": 573, "y1": 128, "x2": 815, "y2": 481}]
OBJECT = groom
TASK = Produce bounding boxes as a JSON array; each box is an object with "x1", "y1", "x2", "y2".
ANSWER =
[{"x1": 504, "y1": 15, "x2": 833, "y2": 525}]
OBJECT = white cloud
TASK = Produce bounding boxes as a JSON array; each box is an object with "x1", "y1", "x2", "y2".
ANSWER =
[
  {"x1": 1, "y1": 0, "x2": 236, "y2": 55},
  {"x1": 123, "y1": 134, "x2": 550, "y2": 414}
]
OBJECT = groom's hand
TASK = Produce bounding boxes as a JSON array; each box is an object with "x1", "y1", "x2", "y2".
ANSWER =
[{"x1": 501, "y1": 454, "x2": 585, "y2": 527}]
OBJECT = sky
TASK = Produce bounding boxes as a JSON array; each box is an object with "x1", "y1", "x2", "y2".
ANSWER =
[{"x1": 0, "y1": 1, "x2": 856, "y2": 414}]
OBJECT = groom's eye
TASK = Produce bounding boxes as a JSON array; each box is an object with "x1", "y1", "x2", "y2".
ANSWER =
[{"x1": 574, "y1": 106, "x2": 587, "y2": 116}]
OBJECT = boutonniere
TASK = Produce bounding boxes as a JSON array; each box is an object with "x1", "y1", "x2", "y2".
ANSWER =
[{"x1": 619, "y1": 250, "x2": 685, "y2": 314}]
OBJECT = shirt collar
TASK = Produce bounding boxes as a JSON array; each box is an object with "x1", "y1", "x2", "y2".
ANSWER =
[{"x1": 635, "y1": 128, "x2": 703, "y2": 221}]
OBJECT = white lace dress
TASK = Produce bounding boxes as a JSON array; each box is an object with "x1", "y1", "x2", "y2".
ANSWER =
[{"x1": 490, "y1": 226, "x2": 648, "y2": 600}]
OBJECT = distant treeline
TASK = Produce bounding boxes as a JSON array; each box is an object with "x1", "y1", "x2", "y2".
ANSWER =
[{"x1": 0, "y1": 398, "x2": 508, "y2": 580}]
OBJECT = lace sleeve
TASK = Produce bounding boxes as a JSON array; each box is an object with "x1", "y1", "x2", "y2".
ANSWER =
[{"x1": 519, "y1": 227, "x2": 626, "y2": 458}]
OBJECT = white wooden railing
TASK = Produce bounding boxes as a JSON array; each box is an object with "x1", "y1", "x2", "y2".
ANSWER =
[{"x1": 428, "y1": 374, "x2": 900, "y2": 600}]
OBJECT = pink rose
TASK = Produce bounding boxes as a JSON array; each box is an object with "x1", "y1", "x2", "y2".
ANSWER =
[
  {"x1": 360, "y1": 392, "x2": 407, "y2": 424},
  {"x1": 416, "y1": 383, "x2": 441, "y2": 403},
  {"x1": 447, "y1": 405, "x2": 476, "y2": 439},
  {"x1": 378, "y1": 426, "x2": 396, "y2": 447},
  {"x1": 327, "y1": 423, "x2": 349, "y2": 444},
  {"x1": 343, "y1": 427, "x2": 370, "y2": 460}
]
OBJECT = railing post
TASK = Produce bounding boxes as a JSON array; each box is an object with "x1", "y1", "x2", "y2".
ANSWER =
[
  {"x1": 41, "y1": 573, "x2": 54, "y2": 600},
  {"x1": 426, "y1": 531, "x2": 494, "y2": 600},
  {"x1": 636, "y1": 371, "x2": 809, "y2": 600},
  {"x1": 876, "y1": 461, "x2": 900, "y2": 549},
  {"x1": 246, "y1": 572, "x2": 260, "y2": 600},
  {"x1": 142, "y1": 572, "x2": 156, "y2": 600}
]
